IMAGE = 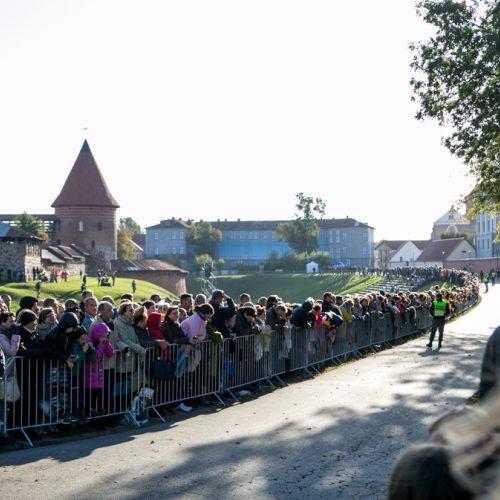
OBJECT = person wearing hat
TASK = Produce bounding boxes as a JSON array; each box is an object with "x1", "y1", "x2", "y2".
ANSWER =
[{"x1": 426, "y1": 291, "x2": 451, "y2": 350}]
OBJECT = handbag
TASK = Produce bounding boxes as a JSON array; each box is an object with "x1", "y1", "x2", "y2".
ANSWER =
[
  {"x1": 151, "y1": 359, "x2": 176, "y2": 380},
  {"x1": 0, "y1": 376, "x2": 21, "y2": 403}
]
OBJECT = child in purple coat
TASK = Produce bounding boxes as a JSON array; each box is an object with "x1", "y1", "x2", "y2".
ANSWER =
[{"x1": 84, "y1": 322, "x2": 114, "y2": 417}]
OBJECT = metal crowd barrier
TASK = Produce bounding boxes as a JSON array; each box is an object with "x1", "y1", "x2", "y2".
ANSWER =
[{"x1": 0, "y1": 296, "x2": 478, "y2": 445}]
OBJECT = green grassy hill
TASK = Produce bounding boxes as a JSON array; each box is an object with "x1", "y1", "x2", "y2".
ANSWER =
[
  {"x1": 186, "y1": 273, "x2": 382, "y2": 303},
  {"x1": 0, "y1": 276, "x2": 176, "y2": 306}
]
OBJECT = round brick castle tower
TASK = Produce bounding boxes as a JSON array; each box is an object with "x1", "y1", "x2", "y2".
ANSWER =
[{"x1": 51, "y1": 140, "x2": 119, "y2": 270}]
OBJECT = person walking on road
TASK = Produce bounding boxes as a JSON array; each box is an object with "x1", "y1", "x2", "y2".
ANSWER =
[
  {"x1": 483, "y1": 274, "x2": 489, "y2": 293},
  {"x1": 131, "y1": 279, "x2": 137, "y2": 294},
  {"x1": 426, "y1": 292, "x2": 450, "y2": 350}
]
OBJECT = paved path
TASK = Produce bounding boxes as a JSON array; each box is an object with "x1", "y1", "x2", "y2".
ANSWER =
[{"x1": 2, "y1": 286, "x2": 499, "y2": 499}]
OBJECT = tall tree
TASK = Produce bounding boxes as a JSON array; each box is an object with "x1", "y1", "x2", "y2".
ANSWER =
[
  {"x1": 119, "y1": 217, "x2": 142, "y2": 236},
  {"x1": 117, "y1": 225, "x2": 135, "y2": 260},
  {"x1": 410, "y1": 0, "x2": 500, "y2": 223},
  {"x1": 187, "y1": 221, "x2": 222, "y2": 258},
  {"x1": 14, "y1": 212, "x2": 47, "y2": 240},
  {"x1": 277, "y1": 193, "x2": 326, "y2": 254}
]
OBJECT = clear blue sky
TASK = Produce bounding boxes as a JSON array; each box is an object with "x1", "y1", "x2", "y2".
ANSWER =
[{"x1": 0, "y1": 0, "x2": 474, "y2": 240}]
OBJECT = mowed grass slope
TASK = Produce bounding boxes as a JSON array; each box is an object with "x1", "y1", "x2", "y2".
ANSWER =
[
  {"x1": 186, "y1": 273, "x2": 382, "y2": 303},
  {"x1": 0, "y1": 276, "x2": 177, "y2": 305}
]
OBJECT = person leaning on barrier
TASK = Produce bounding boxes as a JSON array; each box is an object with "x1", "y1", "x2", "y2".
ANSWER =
[
  {"x1": 290, "y1": 299, "x2": 314, "y2": 329},
  {"x1": 234, "y1": 306, "x2": 259, "y2": 336},
  {"x1": 114, "y1": 301, "x2": 146, "y2": 366},
  {"x1": 210, "y1": 290, "x2": 236, "y2": 339},
  {"x1": 160, "y1": 307, "x2": 191, "y2": 345},
  {"x1": 180, "y1": 303, "x2": 214, "y2": 342},
  {"x1": 44, "y1": 312, "x2": 80, "y2": 367},
  {"x1": 17, "y1": 309, "x2": 47, "y2": 430}
]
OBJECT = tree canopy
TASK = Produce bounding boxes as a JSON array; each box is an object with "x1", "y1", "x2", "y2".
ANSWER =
[
  {"x1": 117, "y1": 224, "x2": 135, "y2": 260},
  {"x1": 14, "y1": 212, "x2": 48, "y2": 240},
  {"x1": 410, "y1": 0, "x2": 500, "y2": 220},
  {"x1": 187, "y1": 221, "x2": 222, "y2": 259},
  {"x1": 277, "y1": 193, "x2": 326, "y2": 254},
  {"x1": 119, "y1": 217, "x2": 142, "y2": 236}
]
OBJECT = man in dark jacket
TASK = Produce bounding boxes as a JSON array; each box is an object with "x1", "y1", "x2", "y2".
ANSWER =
[
  {"x1": 210, "y1": 290, "x2": 236, "y2": 339},
  {"x1": 478, "y1": 325, "x2": 500, "y2": 400},
  {"x1": 234, "y1": 306, "x2": 259, "y2": 336},
  {"x1": 291, "y1": 299, "x2": 314, "y2": 329}
]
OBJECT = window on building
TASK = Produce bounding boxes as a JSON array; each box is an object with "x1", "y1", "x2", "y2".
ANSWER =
[
  {"x1": 78, "y1": 221, "x2": 84, "y2": 232},
  {"x1": 263, "y1": 232, "x2": 267, "y2": 240},
  {"x1": 362, "y1": 246, "x2": 367, "y2": 255},
  {"x1": 362, "y1": 232, "x2": 367, "y2": 241},
  {"x1": 335, "y1": 230, "x2": 340, "y2": 243},
  {"x1": 91, "y1": 240, "x2": 95, "y2": 249},
  {"x1": 342, "y1": 232, "x2": 347, "y2": 241},
  {"x1": 342, "y1": 246, "x2": 347, "y2": 256},
  {"x1": 154, "y1": 232, "x2": 159, "y2": 240},
  {"x1": 172, "y1": 246, "x2": 177, "y2": 254},
  {"x1": 172, "y1": 231, "x2": 177, "y2": 240},
  {"x1": 179, "y1": 246, "x2": 185, "y2": 255},
  {"x1": 179, "y1": 231, "x2": 184, "y2": 239},
  {"x1": 336, "y1": 247, "x2": 341, "y2": 258},
  {"x1": 154, "y1": 247, "x2": 159, "y2": 256},
  {"x1": 240, "y1": 232, "x2": 244, "y2": 239},
  {"x1": 97, "y1": 222, "x2": 102, "y2": 231}
]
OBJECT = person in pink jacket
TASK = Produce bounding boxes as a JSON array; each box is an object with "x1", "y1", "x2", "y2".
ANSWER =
[
  {"x1": 84, "y1": 322, "x2": 114, "y2": 417},
  {"x1": 180, "y1": 303, "x2": 214, "y2": 342}
]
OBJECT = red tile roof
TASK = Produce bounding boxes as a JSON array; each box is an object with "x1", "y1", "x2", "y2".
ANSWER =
[{"x1": 51, "y1": 140, "x2": 119, "y2": 208}]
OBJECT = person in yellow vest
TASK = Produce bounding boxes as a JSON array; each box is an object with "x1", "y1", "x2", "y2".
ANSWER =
[
  {"x1": 483, "y1": 274, "x2": 489, "y2": 293},
  {"x1": 426, "y1": 292, "x2": 450, "y2": 350}
]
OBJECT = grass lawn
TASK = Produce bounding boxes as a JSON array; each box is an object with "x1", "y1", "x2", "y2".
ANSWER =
[
  {"x1": 186, "y1": 273, "x2": 382, "y2": 303},
  {"x1": 0, "y1": 276, "x2": 177, "y2": 306}
]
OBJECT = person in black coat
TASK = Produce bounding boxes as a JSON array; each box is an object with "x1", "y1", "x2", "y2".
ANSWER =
[
  {"x1": 210, "y1": 290, "x2": 236, "y2": 339},
  {"x1": 290, "y1": 300, "x2": 314, "y2": 329},
  {"x1": 16, "y1": 309, "x2": 47, "y2": 429},
  {"x1": 45, "y1": 312, "x2": 80, "y2": 365}
]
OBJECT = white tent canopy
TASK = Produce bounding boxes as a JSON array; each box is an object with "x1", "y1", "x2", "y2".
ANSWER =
[{"x1": 306, "y1": 261, "x2": 319, "y2": 274}]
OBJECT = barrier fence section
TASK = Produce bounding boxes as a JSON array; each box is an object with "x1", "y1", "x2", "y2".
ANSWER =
[{"x1": 0, "y1": 296, "x2": 478, "y2": 443}]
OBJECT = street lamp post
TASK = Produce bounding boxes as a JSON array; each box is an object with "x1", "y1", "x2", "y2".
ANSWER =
[
  {"x1": 469, "y1": 250, "x2": 472, "y2": 273},
  {"x1": 441, "y1": 251, "x2": 446, "y2": 269}
]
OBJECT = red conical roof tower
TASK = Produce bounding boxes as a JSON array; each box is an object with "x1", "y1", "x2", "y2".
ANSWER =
[
  {"x1": 51, "y1": 140, "x2": 119, "y2": 270},
  {"x1": 52, "y1": 140, "x2": 119, "y2": 208}
]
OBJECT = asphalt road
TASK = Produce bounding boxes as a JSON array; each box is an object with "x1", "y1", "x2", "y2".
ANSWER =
[{"x1": 1, "y1": 286, "x2": 498, "y2": 500}]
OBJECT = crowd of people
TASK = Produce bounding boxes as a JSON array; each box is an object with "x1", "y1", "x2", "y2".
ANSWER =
[{"x1": 0, "y1": 268, "x2": 481, "y2": 437}]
